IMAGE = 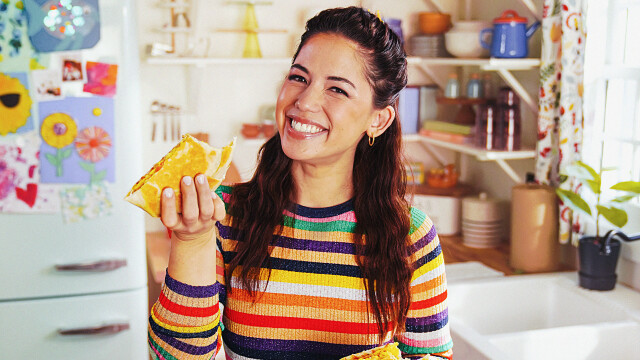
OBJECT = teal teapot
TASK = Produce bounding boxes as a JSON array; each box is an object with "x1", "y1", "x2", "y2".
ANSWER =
[{"x1": 480, "y1": 10, "x2": 540, "y2": 58}]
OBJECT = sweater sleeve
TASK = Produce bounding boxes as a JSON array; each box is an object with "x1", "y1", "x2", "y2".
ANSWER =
[
  {"x1": 395, "y1": 207, "x2": 453, "y2": 359},
  {"x1": 148, "y1": 271, "x2": 222, "y2": 360},
  {"x1": 148, "y1": 184, "x2": 232, "y2": 359}
]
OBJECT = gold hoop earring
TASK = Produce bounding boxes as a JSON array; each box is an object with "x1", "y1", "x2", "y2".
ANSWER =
[{"x1": 368, "y1": 136, "x2": 375, "y2": 146}]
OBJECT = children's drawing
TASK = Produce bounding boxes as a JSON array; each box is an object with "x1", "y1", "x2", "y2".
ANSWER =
[
  {"x1": 0, "y1": 0, "x2": 49, "y2": 72},
  {"x1": 31, "y1": 68, "x2": 63, "y2": 101},
  {"x1": 23, "y1": 0, "x2": 101, "y2": 53},
  {"x1": 39, "y1": 96, "x2": 115, "y2": 183},
  {"x1": 83, "y1": 61, "x2": 117, "y2": 96},
  {"x1": 60, "y1": 181, "x2": 112, "y2": 223},
  {"x1": 0, "y1": 72, "x2": 34, "y2": 135},
  {"x1": 75, "y1": 126, "x2": 111, "y2": 184},
  {"x1": 0, "y1": 135, "x2": 61, "y2": 213},
  {"x1": 40, "y1": 112, "x2": 77, "y2": 177}
]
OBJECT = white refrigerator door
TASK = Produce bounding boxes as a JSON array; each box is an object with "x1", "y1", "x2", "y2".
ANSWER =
[
  {"x1": 0, "y1": 0, "x2": 145, "y2": 300},
  {"x1": 0, "y1": 287, "x2": 148, "y2": 359}
]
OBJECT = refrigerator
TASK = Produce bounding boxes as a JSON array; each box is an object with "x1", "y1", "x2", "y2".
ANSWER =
[{"x1": 0, "y1": 0, "x2": 148, "y2": 358}]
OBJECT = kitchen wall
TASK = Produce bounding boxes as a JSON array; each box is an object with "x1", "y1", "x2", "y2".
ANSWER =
[
  {"x1": 137, "y1": 0, "x2": 540, "y2": 225},
  {"x1": 134, "y1": 0, "x2": 640, "y2": 291}
]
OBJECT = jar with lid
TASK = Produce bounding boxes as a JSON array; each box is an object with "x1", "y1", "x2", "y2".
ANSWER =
[
  {"x1": 444, "y1": 73, "x2": 460, "y2": 98},
  {"x1": 495, "y1": 86, "x2": 521, "y2": 150},
  {"x1": 466, "y1": 73, "x2": 483, "y2": 99}
]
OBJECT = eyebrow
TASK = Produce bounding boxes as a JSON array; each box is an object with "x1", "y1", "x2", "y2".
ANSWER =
[{"x1": 291, "y1": 64, "x2": 356, "y2": 89}]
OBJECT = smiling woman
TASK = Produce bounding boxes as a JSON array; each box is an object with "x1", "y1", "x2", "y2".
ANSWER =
[{"x1": 149, "y1": 6, "x2": 452, "y2": 360}]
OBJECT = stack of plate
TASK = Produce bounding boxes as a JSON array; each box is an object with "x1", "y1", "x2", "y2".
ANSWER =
[
  {"x1": 407, "y1": 34, "x2": 449, "y2": 57},
  {"x1": 462, "y1": 193, "x2": 505, "y2": 248}
]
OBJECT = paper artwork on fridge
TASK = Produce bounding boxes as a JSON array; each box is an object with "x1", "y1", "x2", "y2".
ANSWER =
[
  {"x1": 31, "y1": 69, "x2": 63, "y2": 101},
  {"x1": 0, "y1": 72, "x2": 35, "y2": 136},
  {"x1": 60, "y1": 181, "x2": 112, "y2": 223},
  {"x1": 0, "y1": 135, "x2": 61, "y2": 213},
  {"x1": 39, "y1": 96, "x2": 115, "y2": 184},
  {"x1": 83, "y1": 61, "x2": 118, "y2": 97},
  {"x1": 0, "y1": 0, "x2": 50, "y2": 72}
]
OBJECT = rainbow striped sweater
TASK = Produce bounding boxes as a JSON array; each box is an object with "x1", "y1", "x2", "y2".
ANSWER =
[{"x1": 149, "y1": 185, "x2": 453, "y2": 359}]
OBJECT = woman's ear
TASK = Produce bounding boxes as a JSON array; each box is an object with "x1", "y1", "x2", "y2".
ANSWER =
[{"x1": 368, "y1": 105, "x2": 395, "y2": 138}]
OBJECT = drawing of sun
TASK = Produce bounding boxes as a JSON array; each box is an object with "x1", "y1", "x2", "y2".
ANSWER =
[{"x1": 0, "y1": 73, "x2": 33, "y2": 136}]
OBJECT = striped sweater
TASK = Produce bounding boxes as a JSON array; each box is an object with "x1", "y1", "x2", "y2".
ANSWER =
[{"x1": 149, "y1": 185, "x2": 453, "y2": 359}]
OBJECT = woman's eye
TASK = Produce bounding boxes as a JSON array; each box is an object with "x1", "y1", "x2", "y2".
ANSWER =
[
  {"x1": 330, "y1": 87, "x2": 349, "y2": 97},
  {"x1": 288, "y1": 74, "x2": 306, "y2": 83}
]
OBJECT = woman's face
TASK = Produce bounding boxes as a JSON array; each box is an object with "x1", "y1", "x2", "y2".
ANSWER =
[{"x1": 275, "y1": 33, "x2": 381, "y2": 166}]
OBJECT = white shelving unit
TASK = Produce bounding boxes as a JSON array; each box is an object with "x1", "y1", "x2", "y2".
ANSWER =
[
  {"x1": 145, "y1": 55, "x2": 541, "y2": 183},
  {"x1": 404, "y1": 134, "x2": 535, "y2": 183}
]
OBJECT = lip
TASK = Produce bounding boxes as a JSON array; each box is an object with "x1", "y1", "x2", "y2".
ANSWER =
[{"x1": 285, "y1": 114, "x2": 327, "y2": 140}]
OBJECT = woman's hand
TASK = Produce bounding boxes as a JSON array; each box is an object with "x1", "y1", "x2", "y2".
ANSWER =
[{"x1": 161, "y1": 174, "x2": 226, "y2": 243}]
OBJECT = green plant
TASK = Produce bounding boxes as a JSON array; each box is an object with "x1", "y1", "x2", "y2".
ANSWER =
[{"x1": 556, "y1": 161, "x2": 640, "y2": 238}]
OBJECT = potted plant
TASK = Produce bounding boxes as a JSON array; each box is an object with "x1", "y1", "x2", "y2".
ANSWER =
[{"x1": 556, "y1": 161, "x2": 640, "y2": 290}]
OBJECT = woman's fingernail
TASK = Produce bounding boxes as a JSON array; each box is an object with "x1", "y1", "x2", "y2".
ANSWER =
[
  {"x1": 183, "y1": 176, "x2": 192, "y2": 186},
  {"x1": 164, "y1": 188, "x2": 174, "y2": 198},
  {"x1": 211, "y1": 191, "x2": 218, "y2": 199},
  {"x1": 196, "y1": 174, "x2": 205, "y2": 184}
]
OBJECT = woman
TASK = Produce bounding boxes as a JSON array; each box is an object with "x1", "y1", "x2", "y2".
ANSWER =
[{"x1": 149, "y1": 7, "x2": 453, "y2": 360}]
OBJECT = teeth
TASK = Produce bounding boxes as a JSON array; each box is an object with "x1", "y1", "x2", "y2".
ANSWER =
[{"x1": 291, "y1": 119, "x2": 322, "y2": 134}]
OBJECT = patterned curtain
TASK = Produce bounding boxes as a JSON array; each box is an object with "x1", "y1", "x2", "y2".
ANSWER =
[{"x1": 535, "y1": 0, "x2": 587, "y2": 245}]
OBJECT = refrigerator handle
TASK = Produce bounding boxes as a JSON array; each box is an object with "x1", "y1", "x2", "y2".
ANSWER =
[
  {"x1": 55, "y1": 259, "x2": 127, "y2": 272},
  {"x1": 58, "y1": 322, "x2": 130, "y2": 336}
]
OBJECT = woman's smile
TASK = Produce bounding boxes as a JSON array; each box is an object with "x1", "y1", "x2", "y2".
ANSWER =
[{"x1": 285, "y1": 114, "x2": 327, "y2": 139}]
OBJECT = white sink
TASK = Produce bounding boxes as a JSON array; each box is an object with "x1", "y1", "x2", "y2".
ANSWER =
[
  {"x1": 488, "y1": 321, "x2": 640, "y2": 360},
  {"x1": 446, "y1": 271, "x2": 640, "y2": 359}
]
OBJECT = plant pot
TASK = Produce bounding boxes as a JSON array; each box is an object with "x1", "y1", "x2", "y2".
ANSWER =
[{"x1": 578, "y1": 235, "x2": 621, "y2": 291}]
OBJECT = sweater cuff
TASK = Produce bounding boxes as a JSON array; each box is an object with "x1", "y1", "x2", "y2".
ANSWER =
[{"x1": 164, "y1": 270, "x2": 219, "y2": 298}]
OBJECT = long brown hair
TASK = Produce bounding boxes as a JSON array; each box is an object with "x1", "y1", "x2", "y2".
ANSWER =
[{"x1": 226, "y1": 7, "x2": 411, "y2": 341}]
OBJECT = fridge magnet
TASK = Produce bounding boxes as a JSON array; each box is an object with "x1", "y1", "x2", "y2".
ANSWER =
[
  {"x1": 0, "y1": 136, "x2": 61, "y2": 213},
  {"x1": 60, "y1": 181, "x2": 112, "y2": 223},
  {"x1": 39, "y1": 96, "x2": 115, "y2": 184},
  {"x1": 0, "y1": 0, "x2": 50, "y2": 72},
  {"x1": 23, "y1": 0, "x2": 101, "y2": 53},
  {"x1": 31, "y1": 68, "x2": 63, "y2": 101},
  {"x1": 83, "y1": 61, "x2": 117, "y2": 97},
  {"x1": 0, "y1": 72, "x2": 35, "y2": 136}
]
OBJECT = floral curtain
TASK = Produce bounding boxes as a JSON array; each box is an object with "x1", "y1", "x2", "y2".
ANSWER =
[{"x1": 535, "y1": 0, "x2": 587, "y2": 245}]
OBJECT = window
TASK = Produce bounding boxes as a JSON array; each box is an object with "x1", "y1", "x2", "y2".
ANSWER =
[{"x1": 584, "y1": 0, "x2": 640, "y2": 209}]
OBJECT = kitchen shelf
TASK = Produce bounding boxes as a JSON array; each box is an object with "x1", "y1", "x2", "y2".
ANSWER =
[
  {"x1": 146, "y1": 56, "x2": 293, "y2": 66},
  {"x1": 147, "y1": 56, "x2": 540, "y2": 68},
  {"x1": 155, "y1": 27, "x2": 193, "y2": 33},
  {"x1": 403, "y1": 134, "x2": 535, "y2": 183},
  {"x1": 156, "y1": 1, "x2": 190, "y2": 8},
  {"x1": 407, "y1": 57, "x2": 540, "y2": 69},
  {"x1": 409, "y1": 57, "x2": 541, "y2": 115}
]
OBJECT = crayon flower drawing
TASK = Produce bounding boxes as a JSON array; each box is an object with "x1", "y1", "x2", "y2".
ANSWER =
[
  {"x1": 40, "y1": 112, "x2": 77, "y2": 177},
  {"x1": 75, "y1": 126, "x2": 111, "y2": 184}
]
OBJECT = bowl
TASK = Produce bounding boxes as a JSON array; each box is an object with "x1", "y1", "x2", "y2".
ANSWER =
[
  {"x1": 241, "y1": 123, "x2": 261, "y2": 139},
  {"x1": 418, "y1": 12, "x2": 452, "y2": 34},
  {"x1": 444, "y1": 21, "x2": 492, "y2": 58},
  {"x1": 445, "y1": 31, "x2": 488, "y2": 58}
]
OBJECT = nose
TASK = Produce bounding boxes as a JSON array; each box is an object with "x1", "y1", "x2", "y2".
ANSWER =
[{"x1": 295, "y1": 85, "x2": 322, "y2": 112}]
